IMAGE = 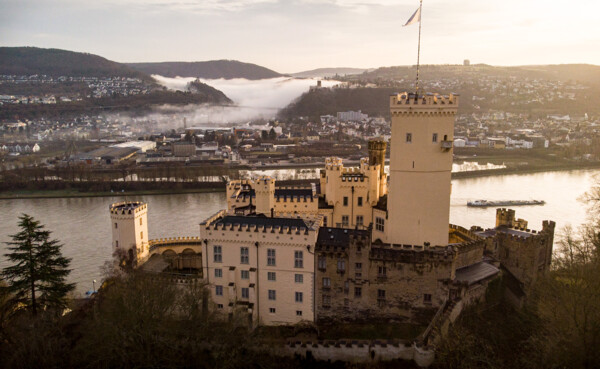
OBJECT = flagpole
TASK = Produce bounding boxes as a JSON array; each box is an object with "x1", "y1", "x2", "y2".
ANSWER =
[{"x1": 415, "y1": 0, "x2": 423, "y2": 98}]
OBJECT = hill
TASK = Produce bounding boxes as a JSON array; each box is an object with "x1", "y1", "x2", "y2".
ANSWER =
[
  {"x1": 127, "y1": 60, "x2": 282, "y2": 80},
  {"x1": 291, "y1": 67, "x2": 369, "y2": 78},
  {"x1": 0, "y1": 47, "x2": 151, "y2": 81},
  {"x1": 280, "y1": 64, "x2": 600, "y2": 119}
]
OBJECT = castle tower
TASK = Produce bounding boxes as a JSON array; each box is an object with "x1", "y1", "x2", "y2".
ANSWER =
[
  {"x1": 368, "y1": 139, "x2": 387, "y2": 195},
  {"x1": 110, "y1": 201, "x2": 149, "y2": 266},
  {"x1": 387, "y1": 92, "x2": 459, "y2": 246},
  {"x1": 254, "y1": 176, "x2": 275, "y2": 216}
]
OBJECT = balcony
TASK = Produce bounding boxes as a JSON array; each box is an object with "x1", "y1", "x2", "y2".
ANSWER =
[{"x1": 441, "y1": 140, "x2": 453, "y2": 151}]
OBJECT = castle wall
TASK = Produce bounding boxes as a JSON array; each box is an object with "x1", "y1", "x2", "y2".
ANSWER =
[
  {"x1": 496, "y1": 222, "x2": 555, "y2": 294},
  {"x1": 316, "y1": 230, "x2": 455, "y2": 324}
]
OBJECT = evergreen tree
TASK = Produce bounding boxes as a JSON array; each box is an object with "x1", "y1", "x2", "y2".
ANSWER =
[{"x1": 2, "y1": 214, "x2": 75, "y2": 315}]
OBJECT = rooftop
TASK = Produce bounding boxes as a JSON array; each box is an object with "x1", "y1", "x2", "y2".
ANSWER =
[
  {"x1": 213, "y1": 215, "x2": 308, "y2": 229},
  {"x1": 455, "y1": 261, "x2": 500, "y2": 286},
  {"x1": 316, "y1": 227, "x2": 370, "y2": 248}
]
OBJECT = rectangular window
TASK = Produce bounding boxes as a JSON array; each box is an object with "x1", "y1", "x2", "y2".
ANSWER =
[
  {"x1": 356, "y1": 215, "x2": 363, "y2": 226},
  {"x1": 140, "y1": 231, "x2": 143, "y2": 240},
  {"x1": 378, "y1": 266, "x2": 387, "y2": 277},
  {"x1": 424, "y1": 293, "x2": 432, "y2": 303},
  {"x1": 268, "y1": 290, "x2": 276, "y2": 300},
  {"x1": 432, "y1": 133, "x2": 438, "y2": 143},
  {"x1": 267, "y1": 248, "x2": 276, "y2": 266},
  {"x1": 214, "y1": 268, "x2": 222, "y2": 278},
  {"x1": 406, "y1": 133, "x2": 412, "y2": 143},
  {"x1": 296, "y1": 310, "x2": 302, "y2": 316},
  {"x1": 322, "y1": 277, "x2": 331, "y2": 288},
  {"x1": 114, "y1": 223, "x2": 118, "y2": 229},
  {"x1": 215, "y1": 285, "x2": 223, "y2": 296},
  {"x1": 323, "y1": 216, "x2": 328, "y2": 226},
  {"x1": 217, "y1": 304, "x2": 224, "y2": 309},
  {"x1": 267, "y1": 271, "x2": 276, "y2": 281},
  {"x1": 355, "y1": 262, "x2": 362, "y2": 270},
  {"x1": 294, "y1": 251, "x2": 303, "y2": 268},
  {"x1": 240, "y1": 247, "x2": 249, "y2": 264},
  {"x1": 214, "y1": 246, "x2": 222, "y2": 263},
  {"x1": 342, "y1": 215, "x2": 349, "y2": 227},
  {"x1": 115, "y1": 240, "x2": 119, "y2": 248},
  {"x1": 318, "y1": 256, "x2": 326, "y2": 270},
  {"x1": 375, "y1": 217, "x2": 385, "y2": 232},
  {"x1": 378, "y1": 289, "x2": 386, "y2": 299},
  {"x1": 357, "y1": 197, "x2": 363, "y2": 207},
  {"x1": 241, "y1": 270, "x2": 249, "y2": 279},
  {"x1": 343, "y1": 196, "x2": 349, "y2": 206},
  {"x1": 295, "y1": 274, "x2": 303, "y2": 283},
  {"x1": 354, "y1": 287, "x2": 362, "y2": 298},
  {"x1": 323, "y1": 295, "x2": 331, "y2": 306},
  {"x1": 344, "y1": 281, "x2": 349, "y2": 294},
  {"x1": 241, "y1": 288, "x2": 249, "y2": 299},
  {"x1": 269, "y1": 308, "x2": 276, "y2": 314},
  {"x1": 337, "y1": 259, "x2": 346, "y2": 272},
  {"x1": 139, "y1": 218, "x2": 142, "y2": 226},
  {"x1": 295, "y1": 292, "x2": 303, "y2": 303}
]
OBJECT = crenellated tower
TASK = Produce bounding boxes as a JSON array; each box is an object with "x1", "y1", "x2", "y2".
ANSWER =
[
  {"x1": 110, "y1": 201, "x2": 149, "y2": 266},
  {"x1": 387, "y1": 92, "x2": 459, "y2": 246},
  {"x1": 368, "y1": 139, "x2": 387, "y2": 196}
]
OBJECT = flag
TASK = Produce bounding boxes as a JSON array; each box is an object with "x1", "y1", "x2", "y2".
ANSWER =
[{"x1": 403, "y1": 6, "x2": 421, "y2": 27}]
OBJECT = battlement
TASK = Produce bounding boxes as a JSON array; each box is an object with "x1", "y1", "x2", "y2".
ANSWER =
[
  {"x1": 209, "y1": 222, "x2": 311, "y2": 235},
  {"x1": 148, "y1": 237, "x2": 203, "y2": 251},
  {"x1": 325, "y1": 157, "x2": 343, "y2": 169},
  {"x1": 390, "y1": 92, "x2": 460, "y2": 108},
  {"x1": 368, "y1": 140, "x2": 387, "y2": 151},
  {"x1": 370, "y1": 243, "x2": 455, "y2": 263},
  {"x1": 109, "y1": 201, "x2": 147, "y2": 215},
  {"x1": 286, "y1": 339, "x2": 434, "y2": 367},
  {"x1": 449, "y1": 224, "x2": 483, "y2": 242}
]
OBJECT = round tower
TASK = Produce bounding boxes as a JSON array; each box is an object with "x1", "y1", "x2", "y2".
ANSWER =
[
  {"x1": 109, "y1": 201, "x2": 149, "y2": 266},
  {"x1": 254, "y1": 176, "x2": 275, "y2": 216}
]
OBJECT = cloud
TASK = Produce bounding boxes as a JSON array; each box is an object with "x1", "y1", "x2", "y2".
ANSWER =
[
  {"x1": 103, "y1": 0, "x2": 277, "y2": 13},
  {"x1": 153, "y1": 75, "x2": 339, "y2": 110},
  {"x1": 115, "y1": 75, "x2": 340, "y2": 129}
]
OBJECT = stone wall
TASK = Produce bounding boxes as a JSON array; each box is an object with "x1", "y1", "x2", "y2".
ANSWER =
[
  {"x1": 316, "y1": 229, "x2": 456, "y2": 323},
  {"x1": 286, "y1": 340, "x2": 435, "y2": 367}
]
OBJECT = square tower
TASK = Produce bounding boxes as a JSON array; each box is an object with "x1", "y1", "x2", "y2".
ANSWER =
[{"x1": 386, "y1": 92, "x2": 458, "y2": 246}]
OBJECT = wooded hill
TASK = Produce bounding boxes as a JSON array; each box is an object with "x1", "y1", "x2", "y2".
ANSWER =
[
  {"x1": 280, "y1": 64, "x2": 600, "y2": 118},
  {"x1": 127, "y1": 60, "x2": 282, "y2": 80},
  {"x1": 0, "y1": 47, "x2": 152, "y2": 81}
]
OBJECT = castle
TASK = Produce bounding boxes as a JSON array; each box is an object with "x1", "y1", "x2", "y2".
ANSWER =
[{"x1": 109, "y1": 92, "x2": 555, "y2": 332}]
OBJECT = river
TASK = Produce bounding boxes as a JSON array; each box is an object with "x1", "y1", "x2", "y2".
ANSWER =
[{"x1": 1, "y1": 169, "x2": 597, "y2": 295}]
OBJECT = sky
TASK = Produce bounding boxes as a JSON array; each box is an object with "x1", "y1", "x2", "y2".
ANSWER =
[{"x1": 2, "y1": 0, "x2": 600, "y2": 72}]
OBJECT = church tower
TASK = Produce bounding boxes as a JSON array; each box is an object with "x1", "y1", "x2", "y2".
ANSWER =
[{"x1": 386, "y1": 92, "x2": 458, "y2": 246}]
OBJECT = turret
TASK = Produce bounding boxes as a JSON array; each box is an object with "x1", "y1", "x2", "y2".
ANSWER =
[
  {"x1": 110, "y1": 201, "x2": 149, "y2": 267},
  {"x1": 254, "y1": 176, "x2": 275, "y2": 216}
]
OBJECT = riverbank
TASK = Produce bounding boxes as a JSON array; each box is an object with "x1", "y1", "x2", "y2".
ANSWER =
[
  {"x1": 451, "y1": 161, "x2": 600, "y2": 179},
  {"x1": 0, "y1": 179, "x2": 314, "y2": 199},
  {"x1": 2, "y1": 162, "x2": 599, "y2": 200}
]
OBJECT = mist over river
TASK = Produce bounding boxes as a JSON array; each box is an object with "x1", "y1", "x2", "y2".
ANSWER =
[{"x1": 1, "y1": 169, "x2": 597, "y2": 295}]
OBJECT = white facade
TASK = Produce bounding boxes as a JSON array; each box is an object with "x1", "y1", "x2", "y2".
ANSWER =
[
  {"x1": 200, "y1": 210, "x2": 320, "y2": 325},
  {"x1": 110, "y1": 202, "x2": 149, "y2": 265}
]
